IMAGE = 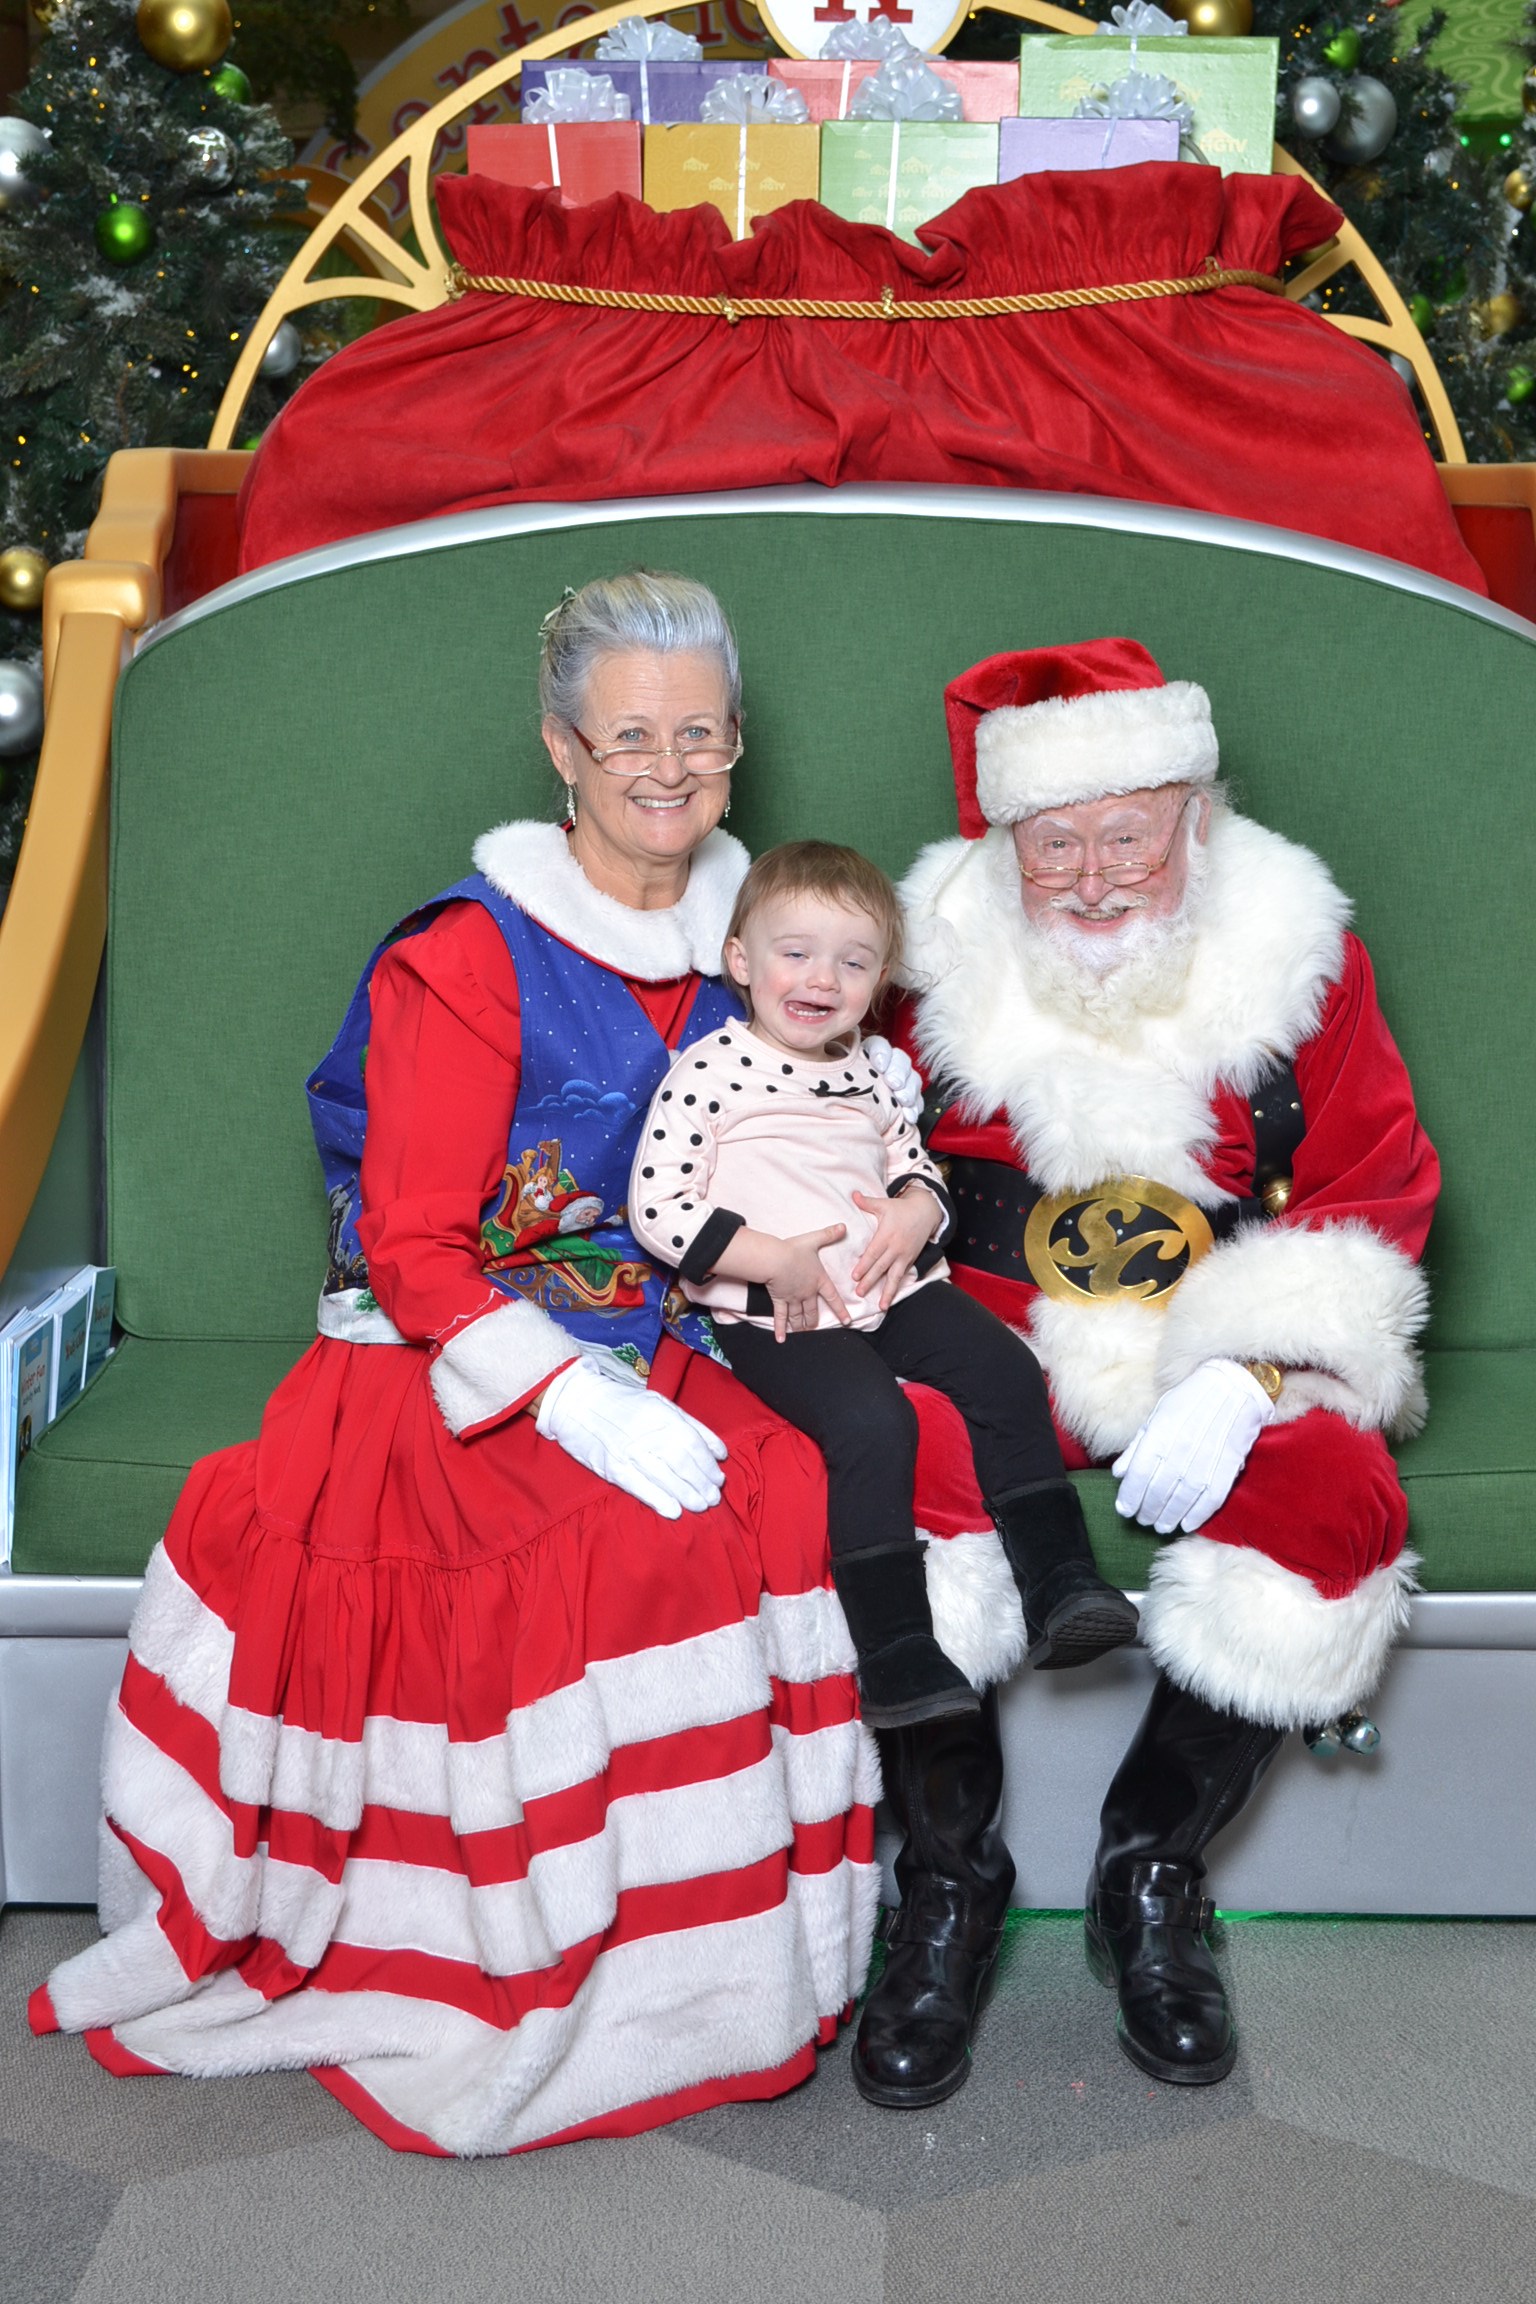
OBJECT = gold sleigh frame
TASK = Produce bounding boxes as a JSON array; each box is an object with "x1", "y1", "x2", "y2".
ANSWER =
[{"x1": 206, "y1": 0, "x2": 1467, "y2": 462}]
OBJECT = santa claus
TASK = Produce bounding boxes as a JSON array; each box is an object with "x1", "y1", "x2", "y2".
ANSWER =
[{"x1": 861, "y1": 638, "x2": 1439, "y2": 2104}]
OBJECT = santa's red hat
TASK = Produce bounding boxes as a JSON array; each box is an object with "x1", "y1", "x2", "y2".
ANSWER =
[{"x1": 944, "y1": 638, "x2": 1218, "y2": 840}]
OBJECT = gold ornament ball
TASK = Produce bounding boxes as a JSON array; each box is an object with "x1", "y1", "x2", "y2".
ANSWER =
[
  {"x1": 1525, "y1": 67, "x2": 1536, "y2": 116},
  {"x1": 0, "y1": 548, "x2": 47, "y2": 614},
  {"x1": 135, "y1": 0, "x2": 232, "y2": 73},
  {"x1": 1168, "y1": 0, "x2": 1254, "y2": 34},
  {"x1": 1477, "y1": 292, "x2": 1523, "y2": 340},
  {"x1": 1506, "y1": 166, "x2": 1533, "y2": 214}
]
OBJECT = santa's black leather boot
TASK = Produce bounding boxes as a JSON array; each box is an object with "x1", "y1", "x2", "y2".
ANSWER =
[
  {"x1": 987, "y1": 1479, "x2": 1140, "y2": 1669},
  {"x1": 1085, "y1": 1672, "x2": 1283, "y2": 2084},
  {"x1": 853, "y1": 1693, "x2": 1016, "y2": 2109},
  {"x1": 834, "y1": 1546, "x2": 981, "y2": 1729}
]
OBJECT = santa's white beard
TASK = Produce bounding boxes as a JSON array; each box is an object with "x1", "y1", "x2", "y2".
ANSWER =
[{"x1": 1017, "y1": 841, "x2": 1209, "y2": 1033}]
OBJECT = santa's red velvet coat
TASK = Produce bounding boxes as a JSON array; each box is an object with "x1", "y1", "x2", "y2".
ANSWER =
[
  {"x1": 32, "y1": 824, "x2": 878, "y2": 2158},
  {"x1": 895, "y1": 809, "x2": 1439, "y2": 1729}
]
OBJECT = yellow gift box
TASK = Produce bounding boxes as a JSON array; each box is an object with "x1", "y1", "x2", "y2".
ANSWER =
[{"x1": 642, "y1": 123, "x2": 821, "y2": 239}]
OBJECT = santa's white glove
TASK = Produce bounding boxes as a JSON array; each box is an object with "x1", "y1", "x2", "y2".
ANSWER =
[
  {"x1": 1112, "y1": 1358, "x2": 1275, "y2": 1536},
  {"x1": 863, "y1": 1035, "x2": 923, "y2": 1124},
  {"x1": 536, "y1": 1353, "x2": 727, "y2": 1520}
]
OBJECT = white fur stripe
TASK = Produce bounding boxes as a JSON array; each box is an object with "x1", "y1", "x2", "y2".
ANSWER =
[
  {"x1": 772, "y1": 1718, "x2": 863, "y2": 1826},
  {"x1": 107, "y1": 1902, "x2": 827, "y2": 2158},
  {"x1": 923, "y1": 1527, "x2": 1029, "y2": 1691},
  {"x1": 46, "y1": 1906, "x2": 196, "y2": 2034},
  {"x1": 130, "y1": 1546, "x2": 234, "y2": 1725},
  {"x1": 105, "y1": 1714, "x2": 257, "y2": 1948},
  {"x1": 790, "y1": 1858, "x2": 882, "y2": 2017},
  {"x1": 758, "y1": 1586, "x2": 856, "y2": 1683},
  {"x1": 1141, "y1": 1534, "x2": 1419, "y2": 1729}
]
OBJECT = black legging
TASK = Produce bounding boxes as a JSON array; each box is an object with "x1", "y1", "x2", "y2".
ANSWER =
[{"x1": 716, "y1": 1280, "x2": 1063, "y2": 1559}]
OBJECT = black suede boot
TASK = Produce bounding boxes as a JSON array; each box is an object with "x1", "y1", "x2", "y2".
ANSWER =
[
  {"x1": 987, "y1": 1479, "x2": 1140, "y2": 1669},
  {"x1": 1085, "y1": 1672, "x2": 1284, "y2": 2085},
  {"x1": 852, "y1": 1693, "x2": 1016, "y2": 2108},
  {"x1": 834, "y1": 1546, "x2": 981, "y2": 1729}
]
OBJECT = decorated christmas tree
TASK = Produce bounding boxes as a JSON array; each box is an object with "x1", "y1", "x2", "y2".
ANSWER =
[{"x1": 0, "y1": 0, "x2": 310, "y2": 893}]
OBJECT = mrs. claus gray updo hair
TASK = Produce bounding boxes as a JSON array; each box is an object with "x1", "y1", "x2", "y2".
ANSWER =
[{"x1": 538, "y1": 570, "x2": 742, "y2": 729}]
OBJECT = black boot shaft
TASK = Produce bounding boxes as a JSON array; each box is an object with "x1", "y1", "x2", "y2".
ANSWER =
[{"x1": 986, "y1": 1479, "x2": 1139, "y2": 1669}]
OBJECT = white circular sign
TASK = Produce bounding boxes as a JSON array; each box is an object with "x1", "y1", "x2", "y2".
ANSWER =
[{"x1": 755, "y1": 0, "x2": 971, "y2": 62}]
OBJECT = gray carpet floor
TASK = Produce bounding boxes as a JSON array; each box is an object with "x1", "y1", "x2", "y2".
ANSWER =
[{"x1": 5, "y1": 1904, "x2": 1536, "y2": 2304}]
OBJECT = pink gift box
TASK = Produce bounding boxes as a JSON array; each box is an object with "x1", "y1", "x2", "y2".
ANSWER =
[
  {"x1": 999, "y1": 116, "x2": 1181, "y2": 176},
  {"x1": 769, "y1": 57, "x2": 1018, "y2": 123},
  {"x1": 467, "y1": 121, "x2": 642, "y2": 204}
]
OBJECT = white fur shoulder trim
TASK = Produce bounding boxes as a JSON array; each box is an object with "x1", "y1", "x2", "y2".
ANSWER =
[
  {"x1": 472, "y1": 820, "x2": 750, "y2": 981},
  {"x1": 1156, "y1": 1218, "x2": 1430, "y2": 1438},
  {"x1": 429, "y1": 1297, "x2": 575, "y2": 1436},
  {"x1": 900, "y1": 812, "x2": 1351, "y2": 1197},
  {"x1": 1141, "y1": 1535, "x2": 1418, "y2": 1729}
]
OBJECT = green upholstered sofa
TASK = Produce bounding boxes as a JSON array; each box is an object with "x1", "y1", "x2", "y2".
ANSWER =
[{"x1": 5, "y1": 482, "x2": 1535, "y2": 1910}]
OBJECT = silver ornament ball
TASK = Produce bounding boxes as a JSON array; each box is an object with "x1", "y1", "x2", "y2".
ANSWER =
[
  {"x1": 0, "y1": 660, "x2": 45, "y2": 758},
  {"x1": 186, "y1": 125, "x2": 234, "y2": 188},
  {"x1": 1290, "y1": 75, "x2": 1341, "y2": 141},
  {"x1": 1323, "y1": 75, "x2": 1398, "y2": 166},
  {"x1": 1304, "y1": 1721, "x2": 1344, "y2": 1758},
  {"x1": 258, "y1": 319, "x2": 303, "y2": 379},
  {"x1": 1341, "y1": 1712, "x2": 1382, "y2": 1755},
  {"x1": 0, "y1": 115, "x2": 46, "y2": 214}
]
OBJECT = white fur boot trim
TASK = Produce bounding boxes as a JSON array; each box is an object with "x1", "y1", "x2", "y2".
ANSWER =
[
  {"x1": 1140, "y1": 1535, "x2": 1419, "y2": 1731},
  {"x1": 921, "y1": 1528, "x2": 1028, "y2": 1692}
]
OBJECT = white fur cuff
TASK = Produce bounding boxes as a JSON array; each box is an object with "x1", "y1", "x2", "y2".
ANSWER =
[
  {"x1": 1156, "y1": 1218, "x2": 1430, "y2": 1439},
  {"x1": 429, "y1": 1299, "x2": 575, "y2": 1436},
  {"x1": 1141, "y1": 1534, "x2": 1418, "y2": 1729},
  {"x1": 921, "y1": 1528, "x2": 1029, "y2": 1691}
]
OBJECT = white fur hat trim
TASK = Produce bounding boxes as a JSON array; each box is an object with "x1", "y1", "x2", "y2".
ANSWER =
[{"x1": 974, "y1": 680, "x2": 1218, "y2": 825}]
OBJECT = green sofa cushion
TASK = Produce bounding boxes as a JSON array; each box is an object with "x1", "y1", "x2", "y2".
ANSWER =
[{"x1": 15, "y1": 1337, "x2": 1533, "y2": 1592}]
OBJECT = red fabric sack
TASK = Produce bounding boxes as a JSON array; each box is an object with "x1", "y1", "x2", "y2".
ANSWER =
[{"x1": 237, "y1": 165, "x2": 1484, "y2": 594}]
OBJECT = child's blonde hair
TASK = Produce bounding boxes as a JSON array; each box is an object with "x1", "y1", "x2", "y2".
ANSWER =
[{"x1": 724, "y1": 841, "x2": 905, "y2": 1019}]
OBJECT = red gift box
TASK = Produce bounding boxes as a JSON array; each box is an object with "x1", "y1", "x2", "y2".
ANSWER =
[{"x1": 466, "y1": 121, "x2": 642, "y2": 206}]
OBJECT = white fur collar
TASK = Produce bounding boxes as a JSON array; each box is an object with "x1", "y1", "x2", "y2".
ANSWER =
[
  {"x1": 472, "y1": 820, "x2": 749, "y2": 981},
  {"x1": 901, "y1": 810, "x2": 1350, "y2": 1202}
]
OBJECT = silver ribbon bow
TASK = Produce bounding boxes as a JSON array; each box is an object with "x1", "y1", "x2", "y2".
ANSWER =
[
  {"x1": 594, "y1": 14, "x2": 703, "y2": 58},
  {"x1": 1074, "y1": 66, "x2": 1193, "y2": 132},
  {"x1": 523, "y1": 68, "x2": 633, "y2": 123},
  {"x1": 1097, "y1": 4, "x2": 1188, "y2": 35},
  {"x1": 820, "y1": 18, "x2": 923, "y2": 60},
  {"x1": 848, "y1": 52, "x2": 962, "y2": 123},
  {"x1": 699, "y1": 74, "x2": 810, "y2": 124}
]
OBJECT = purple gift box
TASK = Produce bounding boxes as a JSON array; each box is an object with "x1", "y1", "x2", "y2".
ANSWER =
[
  {"x1": 999, "y1": 116, "x2": 1181, "y2": 177},
  {"x1": 519, "y1": 60, "x2": 767, "y2": 127}
]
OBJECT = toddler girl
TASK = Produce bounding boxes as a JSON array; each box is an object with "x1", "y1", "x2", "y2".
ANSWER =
[{"x1": 630, "y1": 842, "x2": 1137, "y2": 1726}]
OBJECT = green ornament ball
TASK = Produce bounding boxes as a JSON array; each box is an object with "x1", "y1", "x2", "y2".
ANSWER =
[
  {"x1": 1322, "y1": 25, "x2": 1361, "y2": 72},
  {"x1": 1508, "y1": 366, "x2": 1535, "y2": 407},
  {"x1": 1408, "y1": 293, "x2": 1434, "y2": 332},
  {"x1": 209, "y1": 62, "x2": 252, "y2": 103},
  {"x1": 95, "y1": 199, "x2": 155, "y2": 263}
]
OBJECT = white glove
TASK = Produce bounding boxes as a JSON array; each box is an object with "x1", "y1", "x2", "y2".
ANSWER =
[
  {"x1": 1112, "y1": 1358, "x2": 1275, "y2": 1536},
  {"x1": 536, "y1": 1353, "x2": 727, "y2": 1520},
  {"x1": 863, "y1": 1035, "x2": 923, "y2": 1124}
]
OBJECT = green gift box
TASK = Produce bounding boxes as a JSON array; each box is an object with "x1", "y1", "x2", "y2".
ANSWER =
[
  {"x1": 1017, "y1": 35, "x2": 1278, "y2": 175},
  {"x1": 819, "y1": 122, "x2": 999, "y2": 245}
]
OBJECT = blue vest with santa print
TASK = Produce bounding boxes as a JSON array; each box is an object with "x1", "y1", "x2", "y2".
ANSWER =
[{"x1": 306, "y1": 872, "x2": 739, "y2": 1374}]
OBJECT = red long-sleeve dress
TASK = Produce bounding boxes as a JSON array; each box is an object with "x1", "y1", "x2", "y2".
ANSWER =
[{"x1": 33, "y1": 831, "x2": 878, "y2": 2158}]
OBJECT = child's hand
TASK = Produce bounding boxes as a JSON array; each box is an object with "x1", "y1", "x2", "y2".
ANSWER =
[
  {"x1": 763, "y1": 1227, "x2": 851, "y2": 1341},
  {"x1": 851, "y1": 1188, "x2": 941, "y2": 1310}
]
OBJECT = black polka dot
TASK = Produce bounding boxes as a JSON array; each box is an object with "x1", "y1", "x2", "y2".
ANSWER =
[
  {"x1": 694, "y1": 1060, "x2": 707, "y2": 1070},
  {"x1": 843, "y1": 1071, "x2": 853, "y2": 1081},
  {"x1": 645, "y1": 1208, "x2": 656, "y2": 1219},
  {"x1": 740, "y1": 1056, "x2": 752, "y2": 1067},
  {"x1": 684, "y1": 1094, "x2": 696, "y2": 1106},
  {"x1": 672, "y1": 1236, "x2": 684, "y2": 1248},
  {"x1": 708, "y1": 1101, "x2": 719, "y2": 1113},
  {"x1": 908, "y1": 1147, "x2": 918, "y2": 1159},
  {"x1": 781, "y1": 1063, "x2": 793, "y2": 1075},
  {"x1": 718, "y1": 1035, "x2": 730, "y2": 1045},
  {"x1": 681, "y1": 1202, "x2": 692, "y2": 1212},
  {"x1": 681, "y1": 1162, "x2": 693, "y2": 1174},
  {"x1": 653, "y1": 1128, "x2": 664, "y2": 1140},
  {"x1": 730, "y1": 1083, "x2": 742, "y2": 1092},
  {"x1": 661, "y1": 1090, "x2": 672, "y2": 1101},
  {"x1": 641, "y1": 1166, "x2": 654, "y2": 1178}
]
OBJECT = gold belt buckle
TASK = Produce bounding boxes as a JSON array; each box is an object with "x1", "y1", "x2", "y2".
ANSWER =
[{"x1": 1023, "y1": 1177, "x2": 1215, "y2": 1307}]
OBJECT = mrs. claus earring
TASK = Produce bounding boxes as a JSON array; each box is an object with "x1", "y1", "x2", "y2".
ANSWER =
[{"x1": 563, "y1": 783, "x2": 577, "y2": 825}]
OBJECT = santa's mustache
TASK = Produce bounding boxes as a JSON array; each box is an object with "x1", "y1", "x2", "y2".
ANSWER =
[{"x1": 1045, "y1": 888, "x2": 1152, "y2": 922}]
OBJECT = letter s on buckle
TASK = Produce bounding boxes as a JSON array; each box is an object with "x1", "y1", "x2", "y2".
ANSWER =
[{"x1": 1023, "y1": 1178, "x2": 1215, "y2": 1306}]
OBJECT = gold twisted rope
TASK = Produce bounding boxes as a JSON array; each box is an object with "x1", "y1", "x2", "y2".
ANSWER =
[{"x1": 446, "y1": 256, "x2": 1283, "y2": 325}]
